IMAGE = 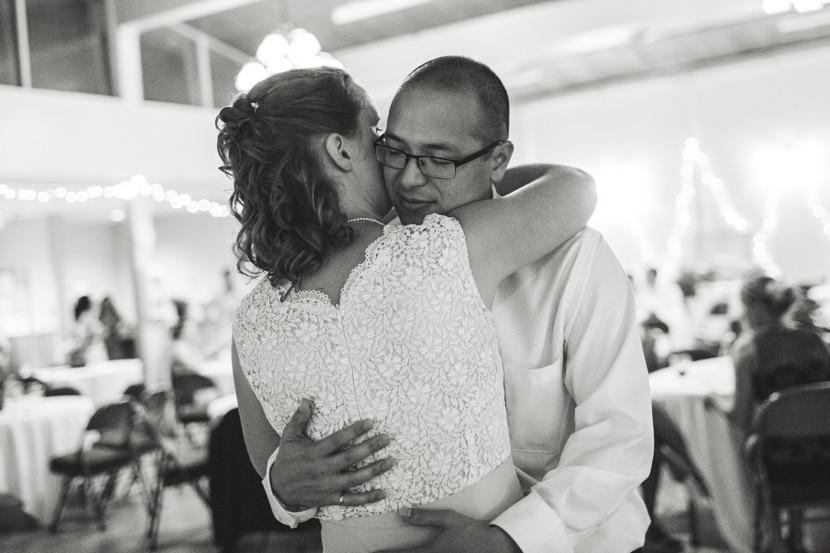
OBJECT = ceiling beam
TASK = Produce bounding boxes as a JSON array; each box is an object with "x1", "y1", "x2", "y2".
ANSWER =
[{"x1": 115, "y1": 0, "x2": 262, "y2": 31}]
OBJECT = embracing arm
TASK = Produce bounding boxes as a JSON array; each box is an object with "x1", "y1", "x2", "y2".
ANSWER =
[
  {"x1": 452, "y1": 163, "x2": 596, "y2": 301},
  {"x1": 232, "y1": 338, "x2": 280, "y2": 478},
  {"x1": 492, "y1": 237, "x2": 653, "y2": 553},
  {"x1": 233, "y1": 339, "x2": 318, "y2": 526},
  {"x1": 498, "y1": 164, "x2": 596, "y2": 237}
]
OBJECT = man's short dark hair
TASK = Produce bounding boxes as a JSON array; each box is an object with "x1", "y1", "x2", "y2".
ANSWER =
[{"x1": 399, "y1": 56, "x2": 509, "y2": 143}]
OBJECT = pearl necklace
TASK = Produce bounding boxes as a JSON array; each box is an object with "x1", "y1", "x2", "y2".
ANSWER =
[{"x1": 347, "y1": 217, "x2": 385, "y2": 227}]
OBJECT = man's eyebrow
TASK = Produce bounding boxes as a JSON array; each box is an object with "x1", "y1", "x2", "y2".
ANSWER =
[{"x1": 383, "y1": 131, "x2": 455, "y2": 154}]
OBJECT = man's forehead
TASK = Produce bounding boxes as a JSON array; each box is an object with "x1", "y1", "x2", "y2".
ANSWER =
[{"x1": 387, "y1": 90, "x2": 484, "y2": 150}]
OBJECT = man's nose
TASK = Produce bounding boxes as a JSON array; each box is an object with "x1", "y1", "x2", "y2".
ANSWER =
[{"x1": 397, "y1": 156, "x2": 428, "y2": 190}]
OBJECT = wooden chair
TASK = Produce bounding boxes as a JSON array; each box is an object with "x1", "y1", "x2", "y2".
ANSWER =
[{"x1": 745, "y1": 382, "x2": 830, "y2": 552}]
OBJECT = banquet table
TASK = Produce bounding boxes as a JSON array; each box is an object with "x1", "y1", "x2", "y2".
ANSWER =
[
  {"x1": 650, "y1": 356, "x2": 830, "y2": 552},
  {"x1": 0, "y1": 395, "x2": 95, "y2": 523},
  {"x1": 33, "y1": 358, "x2": 143, "y2": 406},
  {"x1": 649, "y1": 356, "x2": 752, "y2": 553}
]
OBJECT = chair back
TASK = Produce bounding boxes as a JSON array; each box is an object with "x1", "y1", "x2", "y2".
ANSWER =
[
  {"x1": 753, "y1": 327, "x2": 830, "y2": 401},
  {"x1": 44, "y1": 386, "x2": 82, "y2": 397},
  {"x1": 86, "y1": 401, "x2": 135, "y2": 450},
  {"x1": 752, "y1": 382, "x2": 830, "y2": 490},
  {"x1": 171, "y1": 373, "x2": 216, "y2": 407},
  {"x1": 123, "y1": 383, "x2": 146, "y2": 402},
  {"x1": 756, "y1": 381, "x2": 830, "y2": 438}
]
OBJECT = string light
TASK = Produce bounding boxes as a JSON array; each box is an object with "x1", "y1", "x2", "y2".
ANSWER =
[
  {"x1": 663, "y1": 137, "x2": 753, "y2": 273},
  {"x1": 753, "y1": 183, "x2": 782, "y2": 277},
  {"x1": 762, "y1": 0, "x2": 829, "y2": 14},
  {"x1": 0, "y1": 176, "x2": 230, "y2": 218}
]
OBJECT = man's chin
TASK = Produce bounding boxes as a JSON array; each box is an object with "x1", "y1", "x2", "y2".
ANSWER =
[
  {"x1": 397, "y1": 213, "x2": 426, "y2": 225},
  {"x1": 394, "y1": 204, "x2": 435, "y2": 225}
]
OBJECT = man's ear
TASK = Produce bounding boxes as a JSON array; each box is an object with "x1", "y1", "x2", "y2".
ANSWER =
[
  {"x1": 323, "y1": 133, "x2": 353, "y2": 172},
  {"x1": 489, "y1": 141, "x2": 514, "y2": 183}
]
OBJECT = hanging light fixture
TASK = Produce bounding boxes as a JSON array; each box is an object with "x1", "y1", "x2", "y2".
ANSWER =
[{"x1": 235, "y1": 2, "x2": 343, "y2": 93}]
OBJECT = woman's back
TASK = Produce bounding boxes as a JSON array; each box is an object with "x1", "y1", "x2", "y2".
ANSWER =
[
  {"x1": 234, "y1": 214, "x2": 514, "y2": 521},
  {"x1": 751, "y1": 325, "x2": 830, "y2": 401}
]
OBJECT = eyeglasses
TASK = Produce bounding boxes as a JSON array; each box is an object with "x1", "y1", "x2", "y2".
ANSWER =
[{"x1": 373, "y1": 135, "x2": 505, "y2": 180}]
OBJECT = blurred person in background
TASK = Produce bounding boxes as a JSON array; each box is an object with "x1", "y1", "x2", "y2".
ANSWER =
[
  {"x1": 635, "y1": 267, "x2": 696, "y2": 365},
  {"x1": 788, "y1": 284, "x2": 830, "y2": 340},
  {"x1": 170, "y1": 299, "x2": 212, "y2": 376},
  {"x1": 98, "y1": 296, "x2": 127, "y2": 360},
  {"x1": 67, "y1": 295, "x2": 108, "y2": 366},
  {"x1": 720, "y1": 275, "x2": 830, "y2": 432}
]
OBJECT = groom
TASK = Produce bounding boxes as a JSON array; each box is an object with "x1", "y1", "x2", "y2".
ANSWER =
[{"x1": 262, "y1": 56, "x2": 653, "y2": 553}]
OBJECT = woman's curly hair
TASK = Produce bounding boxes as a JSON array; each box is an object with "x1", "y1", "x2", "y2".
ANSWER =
[{"x1": 216, "y1": 68, "x2": 363, "y2": 288}]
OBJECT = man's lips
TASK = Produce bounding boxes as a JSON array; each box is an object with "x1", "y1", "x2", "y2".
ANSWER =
[{"x1": 397, "y1": 196, "x2": 432, "y2": 207}]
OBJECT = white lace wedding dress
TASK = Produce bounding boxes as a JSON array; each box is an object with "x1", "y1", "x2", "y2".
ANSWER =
[{"x1": 233, "y1": 214, "x2": 520, "y2": 552}]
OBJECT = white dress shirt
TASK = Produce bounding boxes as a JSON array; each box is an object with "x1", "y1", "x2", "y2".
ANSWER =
[
  {"x1": 264, "y1": 227, "x2": 653, "y2": 552},
  {"x1": 490, "y1": 227, "x2": 653, "y2": 553}
]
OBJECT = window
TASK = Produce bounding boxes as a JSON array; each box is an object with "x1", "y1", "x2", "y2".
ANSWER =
[
  {"x1": 0, "y1": 0, "x2": 19, "y2": 85},
  {"x1": 26, "y1": 0, "x2": 113, "y2": 95}
]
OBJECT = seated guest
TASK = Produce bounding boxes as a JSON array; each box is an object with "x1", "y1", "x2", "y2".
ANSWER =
[{"x1": 727, "y1": 275, "x2": 830, "y2": 432}]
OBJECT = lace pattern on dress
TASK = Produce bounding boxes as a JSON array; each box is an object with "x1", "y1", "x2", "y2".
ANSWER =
[{"x1": 233, "y1": 214, "x2": 511, "y2": 520}]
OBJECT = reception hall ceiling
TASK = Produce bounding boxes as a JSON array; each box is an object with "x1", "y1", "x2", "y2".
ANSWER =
[{"x1": 120, "y1": 0, "x2": 830, "y2": 102}]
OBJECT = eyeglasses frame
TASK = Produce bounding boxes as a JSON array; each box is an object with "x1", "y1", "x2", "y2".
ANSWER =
[{"x1": 373, "y1": 135, "x2": 506, "y2": 180}]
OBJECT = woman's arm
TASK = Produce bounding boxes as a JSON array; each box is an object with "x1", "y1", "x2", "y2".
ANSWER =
[
  {"x1": 232, "y1": 338, "x2": 280, "y2": 478},
  {"x1": 496, "y1": 163, "x2": 595, "y2": 199},
  {"x1": 452, "y1": 163, "x2": 596, "y2": 305}
]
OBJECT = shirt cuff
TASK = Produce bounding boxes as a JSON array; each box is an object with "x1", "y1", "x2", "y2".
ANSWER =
[
  {"x1": 261, "y1": 446, "x2": 318, "y2": 528},
  {"x1": 491, "y1": 491, "x2": 571, "y2": 553}
]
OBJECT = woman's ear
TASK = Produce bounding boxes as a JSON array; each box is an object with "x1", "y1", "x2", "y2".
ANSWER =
[
  {"x1": 323, "y1": 133, "x2": 353, "y2": 172},
  {"x1": 489, "y1": 141, "x2": 515, "y2": 183}
]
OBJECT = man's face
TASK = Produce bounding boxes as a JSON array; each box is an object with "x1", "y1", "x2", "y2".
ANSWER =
[{"x1": 382, "y1": 86, "x2": 502, "y2": 224}]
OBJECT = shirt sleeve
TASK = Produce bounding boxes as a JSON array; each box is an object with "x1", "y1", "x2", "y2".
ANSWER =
[
  {"x1": 729, "y1": 338, "x2": 758, "y2": 431},
  {"x1": 261, "y1": 446, "x2": 318, "y2": 528},
  {"x1": 492, "y1": 237, "x2": 654, "y2": 553}
]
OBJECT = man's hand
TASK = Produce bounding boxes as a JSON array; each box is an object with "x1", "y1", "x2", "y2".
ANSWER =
[
  {"x1": 269, "y1": 398, "x2": 395, "y2": 509},
  {"x1": 377, "y1": 509, "x2": 522, "y2": 553}
]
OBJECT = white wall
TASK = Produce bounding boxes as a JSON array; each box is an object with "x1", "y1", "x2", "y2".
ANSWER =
[
  {"x1": 0, "y1": 218, "x2": 61, "y2": 335},
  {"x1": 0, "y1": 211, "x2": 244, "y2": 342},
  {"x1": 154, "y1": 213, "x2": 248, "y2": 305},
  {"x1": 510, "y1": 46, "x2": 830, "y2": 282},
  {"x1": 0, "y1": 85, "x2": 223, "y2": 191}
]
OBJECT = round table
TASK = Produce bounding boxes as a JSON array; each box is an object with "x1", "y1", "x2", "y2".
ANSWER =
[
  {"x1": 0, "y1": 395, "x2": 95, "y2": 523},
  {"x1": 650, "y1": 357, "x2": 752, "y2": 553},
  {"x1": 650, "y1": 356, "x2": 829, "y2": 552},
  {"x1": 34, "y1": 358, "x2": 143, "y2": 406}
]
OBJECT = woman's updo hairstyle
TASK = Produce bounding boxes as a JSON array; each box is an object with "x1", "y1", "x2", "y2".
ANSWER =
[
  {"x1": 216, "y1": 67, "x2": 364, "y2": 287},
  {"x1": 740, "y1": 275, "x2": 796, "y2": 319}
]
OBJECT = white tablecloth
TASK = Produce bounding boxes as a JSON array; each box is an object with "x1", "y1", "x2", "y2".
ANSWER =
[
  {"x1": 0, "y1": 395, "x2": 95, "y2": 522},
  {"x1": 650, "y1": 356, "x2": 754, "y2": 553},
  {"x1": 34, "y1": 358, "x2": 143, "y2": 406}
]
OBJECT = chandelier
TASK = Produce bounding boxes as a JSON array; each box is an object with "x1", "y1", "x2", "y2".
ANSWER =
[{"x1": 235, "y1": 25, "x2": 343, "y2": 92}]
